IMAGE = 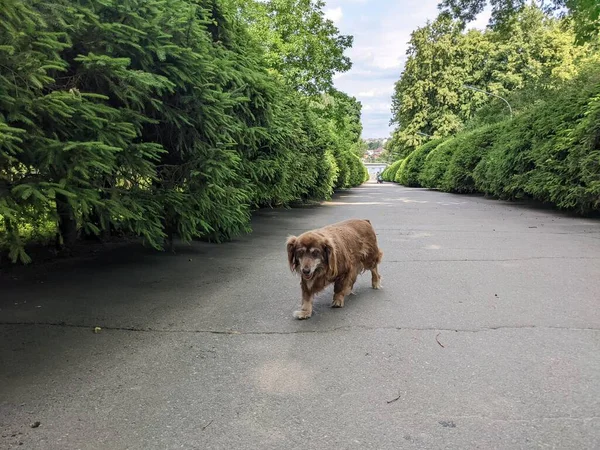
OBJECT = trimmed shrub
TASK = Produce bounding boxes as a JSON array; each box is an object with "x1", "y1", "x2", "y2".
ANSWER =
[
  {"x1": 398, "y1": 139, "x2": 444, "y2": 187},
  {"x1": 419, "y1": 139, "x2": 458, "y2": 188},
  {"x1": 472, "y1": 115, "x2": 536, "y2": 199},
  {"x1": 380, "y1": 166, "x2": 390, "y2": 180},
  {"x1": 361, "y1": 162, "x2": 370, "y2": 183},
  {"x1": 394, "y1": 158, "x2": 409, "y2": 183},
  {"x1": 382, "y1": 159, "x2": 403, "y2": 181},
  {"x1": 385, "y1": 58, "x2": 600, "y2": 214},
  {"x1": 473, "y1": 59, "x2": 600, "y2": 212},
  {"x1": 348, "y1": 154, "x2": 368, "y2": 186},
  {"x1": 440, "y1": 124, "x2": 503, "y2": 193},
  {"x1": 521, "y1": 65, "x2": 600, "y2": 212}
]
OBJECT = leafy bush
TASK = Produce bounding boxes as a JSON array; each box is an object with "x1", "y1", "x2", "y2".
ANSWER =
[
  {"x1": 363, "y1": 164, "x2": 370, "y2": 183},
  {"x1": 347, "y1": 154, "x2": 368, "y2": 187},
  {"x1": 440, "y1": 125, "x2": 502, "y2": 193},
  {"x1": 474, "y1": 60, "x2": 600, "y2": 212},
  {"x1": 418, "y1": 139, "x2": 459, "y2": 188},
  {"x1": 397, "y1": 139, "x2": 444, "y2": 186},
  {"x1": 379, "y1": 166, "x2": 390, "y2": 181},
  {"x1": 0, "y1": 0, "x2": 366, "y2": 263},
  {"x1": 381, "y1": 159, "x2": 403, "y2": 181},
  {"x1": 393, "y1": 57, "x2": 600, "y2": 214},
  {"x1": 394, "y1": 158, "x2": 409, "y2": 183}
]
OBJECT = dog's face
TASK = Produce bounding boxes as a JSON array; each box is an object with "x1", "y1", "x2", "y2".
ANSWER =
[{"x1": 287, "y1": 233, "x2": 331, "y2": 281}]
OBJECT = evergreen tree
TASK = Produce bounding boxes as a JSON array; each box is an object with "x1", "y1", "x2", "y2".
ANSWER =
[{"x1": 1, "y1": 0, "x2": 369, "y2": 263}]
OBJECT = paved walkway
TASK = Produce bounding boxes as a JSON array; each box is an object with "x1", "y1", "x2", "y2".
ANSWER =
[{"x1": 1, "y1": 183, "x2": 599, "y2": 449}]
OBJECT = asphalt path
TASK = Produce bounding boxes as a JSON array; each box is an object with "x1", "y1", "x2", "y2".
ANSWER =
[{"x1": 1, "y1": 183, "x2": 599, "y2": 449}]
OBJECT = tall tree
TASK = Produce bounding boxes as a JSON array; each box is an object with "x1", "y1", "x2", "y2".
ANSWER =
[
  {"x1": 438, "y1": 0, "x2": 599, "y2": 44},
  {"x1": 389, "y1": 6, "x2": 584, "y2": 157},
  {"x1": 239, "y1": 0, "x2": 353, "y2": 95}
]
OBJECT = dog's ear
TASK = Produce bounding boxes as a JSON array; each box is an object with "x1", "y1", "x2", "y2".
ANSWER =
[
  {"x1": 322, "y1": 239, "x2": 338, "y2": 278},
  {"x1": 286, "y1": 236, "x2": 298, "y2": 272}
]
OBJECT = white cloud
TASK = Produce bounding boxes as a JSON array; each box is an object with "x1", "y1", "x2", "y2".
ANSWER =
[
  {"x1": 362, "y1": 102, "x2": 391, "y2": 113},
  {"x1": 326, "y1": 0, "x2": 441, "y2": 137},
  {"x1": 327, "y1": 0, "x2": 492, "y2": 137},
  {"x1": 356, "y1": 87, "x2": 394, "y2": 98},
  {"x1": 347, "y1": 30, "x2": 411, "y2": 70},
  {"x1": 357, "y1": 90, "x2": 375, "y2": 98},
  {"x1": 324, "y1": 7, "x2": 343, "y2": 24}
]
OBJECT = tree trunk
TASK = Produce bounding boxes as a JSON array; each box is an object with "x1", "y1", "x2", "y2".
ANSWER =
[
  {"x1": 1, "y1": 217, "x2": 13, "y2": 265},
  {"x1": 56, "y1": 193, "x2": 77, "y2": 250}
]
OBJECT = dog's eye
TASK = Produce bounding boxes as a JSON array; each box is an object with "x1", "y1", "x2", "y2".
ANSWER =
[{"x1": 312, "y1": 249, "x2": 320, "y2": 257}]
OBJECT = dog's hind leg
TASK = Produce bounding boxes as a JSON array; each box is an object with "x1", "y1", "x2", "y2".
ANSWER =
[
  {"x1": 350, "y1": 266, "x2": 362, "y2": 295},
  {"x1": 369, "y1": 248, "x2": 383, "y2": 289},
  {"x1": 371, "y1": 265, "x2": 382, "y2": 289}
]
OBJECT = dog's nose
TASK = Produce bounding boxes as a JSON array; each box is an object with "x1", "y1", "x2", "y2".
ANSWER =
[{"x1": 302, "y1": 267, "x2": 311, "y2": 275}]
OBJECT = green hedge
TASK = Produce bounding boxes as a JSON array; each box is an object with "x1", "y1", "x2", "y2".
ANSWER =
[
  {"x1": 394, "y1": 158, "x2": 409, "y2": 183},
  {"x1": 381, "y1": 159, "x2": 403, "y2": 181},
  {"x1": 474, "y1": 61, "x2": 600, "y2": 213},
  {"x1": 440, "y1": 124, "x2": 503, "y2": 193},
  {"x1": 0, "y1": 0, "x2": 367, "y2": 263},
  {"x1": 396, "y1": 139, "x2": 443, "y2": 187},
  {"x1": 392, "y1": 59, "x2": 600, "y2": 214},
  {"x1": 418, "y1": 139, "x2": 458, "y2": 189},
  {"x1": 361, "y1": 161, "x2": 370, "y2": 183}
]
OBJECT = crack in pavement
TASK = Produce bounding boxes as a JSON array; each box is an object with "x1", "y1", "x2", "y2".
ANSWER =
[
  {"x1": 381, "y1": 256, "x2": 600, "y2": 264},
  {"x1": 386, "y1": 414, "x2": 600, "y2": 423},
  {"x1": 1, "y1": 321, "x2": 599, "y2": 335},
  {"x1": 383, "y1": 256, "x2": 600, "y2": 262}
]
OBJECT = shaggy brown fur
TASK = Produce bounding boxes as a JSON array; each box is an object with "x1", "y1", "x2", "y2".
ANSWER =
[{"x1": 286, "y1": 219, "x2": 383, "y2": 319}]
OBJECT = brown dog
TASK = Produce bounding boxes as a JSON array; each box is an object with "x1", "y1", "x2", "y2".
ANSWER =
[{"x1": 286, "y1": 219, "x2": 383, "y2": 319}]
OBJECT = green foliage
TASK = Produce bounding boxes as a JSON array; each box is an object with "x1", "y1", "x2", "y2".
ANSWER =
[
  {"x1": 381, "y1": 159, "x2": 404, "y2": 182},
  {"x1": 389, "y1": 0, "x2": 599, "y2": 214},
  {"x1": 393, "y1": 158, "x2": 408, "y2": 183},
  {"x1": 0, "y1": 0, "x2": 364, "y2": 263},
  {"x1": 566, "y1": 0, "x2": 600, "y2": 45},
  {"x1": 418, "y1": 140, "x2": 458, "y2": 189},
  {"x1": 389, "y1": 6, "x2": 587, "y2": 157},
  {"x1": 394, "y1": 57, "x2": 600, "y2": 214},
  {"x1": 366, "y1": 141, "x2": 380, "y2": 150},
  {"x1": 473, "y1": 59, "x2": 600, "y2": 212},
  {"x1": 438, "y1": 0, "x2": 600, "y2": 44},
  {"x1": 397, "y1": 139, "x2": 444, "y2": 187},
  {"x1": 390, "y1": 16, "x2": 467, "y2": 153},
  {"x1": 440, "y1": 124, "x2": 502, "y2": 192},
  {"x1": 362, "y1": 164, "x2": 370, "y2": 183},
  {"x1": 240, "y1": 0, "x2": 353, "y2": 95},
  {"x1": 379, "y1": 166, "x2": 391, "y2": 181}
]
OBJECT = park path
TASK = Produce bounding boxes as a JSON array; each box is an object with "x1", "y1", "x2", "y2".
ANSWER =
[{"x1": 1, "y1": 183, "x2": 599, "y2": 449}]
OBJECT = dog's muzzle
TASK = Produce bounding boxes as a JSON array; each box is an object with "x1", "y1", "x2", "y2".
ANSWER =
[{"x1": 301, "y1": 267, "x2": 314, "y2": 280}]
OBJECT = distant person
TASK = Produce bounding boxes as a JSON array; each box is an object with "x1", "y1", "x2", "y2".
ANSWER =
[{"x1": 376, "y1": 170, "x2": 383, "y2": 183}]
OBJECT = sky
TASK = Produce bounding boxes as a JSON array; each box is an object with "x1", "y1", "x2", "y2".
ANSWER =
[{"x1": 323, "y1": 0, "x2": 491, "y2": 139}]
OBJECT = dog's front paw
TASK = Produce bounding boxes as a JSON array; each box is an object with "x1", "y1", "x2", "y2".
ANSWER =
[
  {"x1": 293, "y1": 310, "x2": 312, "y2": 320},
  {"x1": 372, "y1": 280, "x2": 382, "y2": 289},
  {"x1": 331, "y1": 298, "x2": 344, "y2": 308}
]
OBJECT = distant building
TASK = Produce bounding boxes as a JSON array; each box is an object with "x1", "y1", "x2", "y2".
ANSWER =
[{"x1": 363, "y1": 146, "x2": 385, "y2": 162}]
